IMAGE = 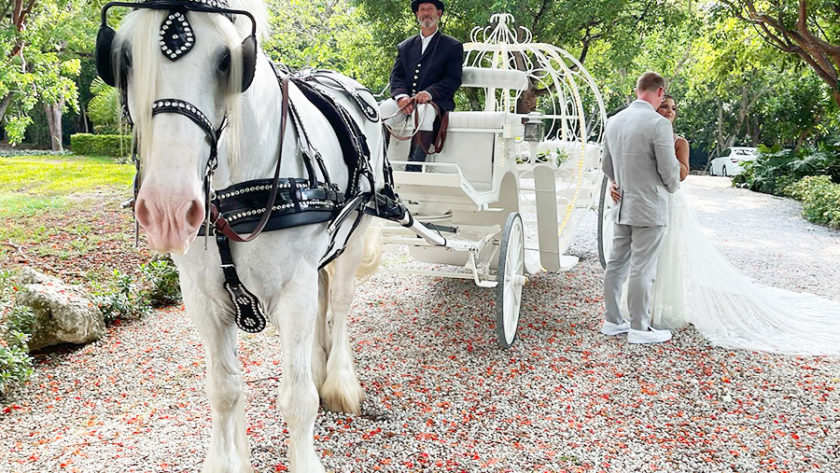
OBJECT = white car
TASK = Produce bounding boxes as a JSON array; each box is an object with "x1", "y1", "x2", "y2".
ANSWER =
[{"x1": 709, "y1": 147, "x2": 758, "y2": 176}]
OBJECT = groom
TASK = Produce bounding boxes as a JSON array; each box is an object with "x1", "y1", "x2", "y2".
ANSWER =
[{"x1": 601, "y1": 71, "x2": 681, "y2": 344}]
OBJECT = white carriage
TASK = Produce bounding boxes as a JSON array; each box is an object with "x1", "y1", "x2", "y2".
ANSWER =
[{"x1": 383, "y1": 14, "x2": 608, "y2": 348}]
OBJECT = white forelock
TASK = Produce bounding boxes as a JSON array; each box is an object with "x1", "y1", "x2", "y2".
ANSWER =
[{"x1": 115, "y1": 0, "x2": 269, "y2": 165}]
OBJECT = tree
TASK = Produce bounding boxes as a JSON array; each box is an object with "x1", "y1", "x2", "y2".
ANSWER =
[
  {"x1": 675, "y1": 8, "x2": 839, "y2": 160},
  {"x1": 354, "y1": 0, "x2": 691, "y2": 113},
  {"x1": 264, "y1": 0, "x2": 391, "y2": 93},
  {"x1": 719, "y1": 0, "x2": 840, "y2": 108},
  {"x1": 0, "y1": 0, "x2": 95, "y2": 148}
]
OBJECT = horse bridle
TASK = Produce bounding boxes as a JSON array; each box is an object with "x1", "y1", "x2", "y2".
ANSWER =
[
  {"x1": 143, "y1": 84, "x2": 292, "y2": 246},
  {"x1": 99, "y1": 0, "x2": 292, "y2": 246}
]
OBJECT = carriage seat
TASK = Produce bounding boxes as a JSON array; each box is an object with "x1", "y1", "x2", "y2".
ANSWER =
[
  {"x1": 460, "y1": 67, "x2": 530, "y2": 91},
  {"x1": 389, "y1": 67, "x2": 529, "y2": 191},
  {"x1": 420, "y1": 67, "x2": 529, "y2": 189}
]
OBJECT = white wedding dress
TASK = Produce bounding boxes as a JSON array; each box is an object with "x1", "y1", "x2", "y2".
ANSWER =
[{"x1": 649, "y1": 189, "x2": 840, "y2": 355}]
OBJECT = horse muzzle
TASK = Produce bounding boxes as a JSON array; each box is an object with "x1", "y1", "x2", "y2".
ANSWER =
[{"x1": 135, "y1": 185, "x2": 205, "y2": 255}]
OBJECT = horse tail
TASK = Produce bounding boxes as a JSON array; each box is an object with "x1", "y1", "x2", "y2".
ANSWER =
[{"x1": 354, "y1": 221, "x2": 383, "y2": 282}]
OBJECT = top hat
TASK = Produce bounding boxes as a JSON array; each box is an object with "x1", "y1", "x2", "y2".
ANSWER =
[{"x1": 411, "y1": 0, "x2": 444, "y2": 13}]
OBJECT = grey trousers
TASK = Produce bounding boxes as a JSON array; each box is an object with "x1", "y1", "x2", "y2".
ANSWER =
[{"x1": 603, "y1": 223, "x2": 667, "y2": 330}]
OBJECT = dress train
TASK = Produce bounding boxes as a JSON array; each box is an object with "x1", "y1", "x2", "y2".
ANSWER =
[{"x1": 650, "y1": 189, "x2": 840, "y2": 355}]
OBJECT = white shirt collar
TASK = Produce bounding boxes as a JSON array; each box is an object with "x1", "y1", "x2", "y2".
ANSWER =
[
  {"x1": 420, "y1": 28, "x2": 438, "y2": 54},
  {"x1": 631, "y1": 99, "x2": 654, "y2": 110}
]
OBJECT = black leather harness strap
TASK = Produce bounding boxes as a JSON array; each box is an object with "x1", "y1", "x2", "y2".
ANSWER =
[
  {"x1": 216, "y1": 234, "x2": 266, "y2": 332},
  {"x1": 210, "y1": 76, "x2": 291, "y2": 244}
]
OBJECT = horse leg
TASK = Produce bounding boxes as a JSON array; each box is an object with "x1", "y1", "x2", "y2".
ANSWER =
[
  {"x1": 272, "y1": 260, "x2": 325, "y2": 473},
  {"x1": 319, "y1": 225, "x2": 375, "y2": 414},
  {"x1": 311, "y1": 266, "x2": 331, "y2": 393},
  {"x1": 188, "y1": 306, "x2": 253, "y2": 473}
]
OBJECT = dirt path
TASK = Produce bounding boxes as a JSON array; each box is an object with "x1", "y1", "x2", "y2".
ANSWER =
[{"x1": 1, "y1": 176, "x2": 838, "y2": 472}]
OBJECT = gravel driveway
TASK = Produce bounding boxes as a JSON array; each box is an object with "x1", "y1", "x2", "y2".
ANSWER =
[{"x1": 1, "y1": 175, "x2": 838, "y2": 472}]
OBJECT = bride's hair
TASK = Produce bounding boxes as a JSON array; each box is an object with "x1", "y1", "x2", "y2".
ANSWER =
[{"x1": 660, "y1": 95, "x2": 677, "y2": 114}]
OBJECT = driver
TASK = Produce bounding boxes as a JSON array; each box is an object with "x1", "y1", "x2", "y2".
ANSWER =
[{"x1": 380, "y1": 0, "x2": 463, "y2": 172}]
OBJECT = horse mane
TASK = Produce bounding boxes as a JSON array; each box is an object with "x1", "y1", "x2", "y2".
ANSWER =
[{"x1": 115, "y1": 0, "x2": 270, "y2": 166}]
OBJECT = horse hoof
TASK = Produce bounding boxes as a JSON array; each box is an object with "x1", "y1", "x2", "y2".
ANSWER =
[{"x1": 320, "y1": 377, "x2": 365, "y2": 414}]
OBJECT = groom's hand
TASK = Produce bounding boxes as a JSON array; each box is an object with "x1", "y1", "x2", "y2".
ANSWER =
[{"x1": 610, "y1": 183, "x2": 621, "y2": 203}]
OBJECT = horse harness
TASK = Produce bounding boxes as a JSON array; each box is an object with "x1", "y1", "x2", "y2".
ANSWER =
[{"x1": 101, "y1": 0, "x2": 410, "y2": 333}]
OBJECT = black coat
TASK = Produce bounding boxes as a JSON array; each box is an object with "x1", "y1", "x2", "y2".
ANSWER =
[{"x1": 389, "y1": 32, "x2": 463, "y2": 112}]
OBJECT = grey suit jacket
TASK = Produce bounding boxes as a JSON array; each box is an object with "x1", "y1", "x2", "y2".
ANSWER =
[{"x1": 602, "y1": 100, "x2": 680, "y2": 226}]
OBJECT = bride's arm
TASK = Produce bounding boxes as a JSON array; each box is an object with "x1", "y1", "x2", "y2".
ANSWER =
[{"x1": 675, "y1": 137, "x2": 690, "y2": 181}]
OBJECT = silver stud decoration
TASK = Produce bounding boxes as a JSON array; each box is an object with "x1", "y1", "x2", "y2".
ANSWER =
[{"x1": 160, "y1": 10, "x2": 194, "y2": 61}]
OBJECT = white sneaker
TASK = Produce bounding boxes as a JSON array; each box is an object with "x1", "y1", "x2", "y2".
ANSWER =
[
  {"x1": 628, "y1": 328, "x2": 672, "y2": 344},
  {"x1": 601, "y1": 320, "x2": 630, "y2": 336}
]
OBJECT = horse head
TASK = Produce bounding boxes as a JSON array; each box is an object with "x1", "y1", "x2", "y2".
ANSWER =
[{"x1": 101, "y1": 0, "x2": 267, "y2": 254}]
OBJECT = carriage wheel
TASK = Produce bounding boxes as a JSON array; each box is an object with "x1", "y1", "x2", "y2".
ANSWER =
[
  {"x1": 597, "y1": 175, "x2": 616, "y2": 269},
  {"x1": 495, "y1": 212, "x2": 525, "y2": 349}
]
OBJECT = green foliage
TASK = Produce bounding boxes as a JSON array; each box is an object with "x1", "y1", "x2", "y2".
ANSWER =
[
  {"x1": 93, "y1": 270, "x2": 152, "y2": 325},
  {"x1": 0, "y1": 149, "x2": 71, "y2": 157},
  {"x1": 785, "y1": 176, "x2": 840, "y2": 229},
  {"x1": 265, "y1": 0, "x2": 390, "y2": 91},
  {"x1": 140, "y1": 257, "x2": 182, "y2": 308},
  {"x1": 70, "y1": 133, "x2": 132, "y2": 158},
  {"x1": 738, "y1": 145, "x2": 840, "y2": 196},
  {"x1": 92, "y1": 257, "x2": 182, "y2": 324},
  {"x1": 87, "y1": 78, "x2": 124, "y2": 134},
  {"x1": 0, "y1": 270, "x2": 35, "y2": 398}
]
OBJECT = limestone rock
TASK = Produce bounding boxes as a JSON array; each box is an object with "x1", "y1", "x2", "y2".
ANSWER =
[{"x1": 15, "y1": 267, "x2": 105, "y2": 351}]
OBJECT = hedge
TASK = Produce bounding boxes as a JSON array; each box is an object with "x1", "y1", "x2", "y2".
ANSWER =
[
  {"x1": 784, "y1": 175, "x2": 840, "y2": 229},
  {"x1": 70, "y1": 133, "x2": 132, "y2": 158}
]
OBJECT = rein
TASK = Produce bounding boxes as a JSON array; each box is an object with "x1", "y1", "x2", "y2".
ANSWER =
[{"x1": 382, "y1": 97, "x2": 448, "y2": 154}]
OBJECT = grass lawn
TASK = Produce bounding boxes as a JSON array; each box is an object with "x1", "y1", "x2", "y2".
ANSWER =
[
  {"x1": 0, "y1": 155, "x2": 135, "y2": 217},
  {"x1": 0, "y1": 154, "x2": 149, "y2": 287}
]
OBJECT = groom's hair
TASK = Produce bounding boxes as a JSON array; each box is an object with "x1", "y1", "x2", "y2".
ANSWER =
[{"x1": 636, "y1": 72, "x2": 665, "y2": 93}]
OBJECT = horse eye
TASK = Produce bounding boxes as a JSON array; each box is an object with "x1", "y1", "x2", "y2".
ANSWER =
[
  {"x1": 118, "y1": 47, "x2": 132, "y2": 83},
  {"x1": 218, "y1": 51, "x2": 231, "y2": 73},
  {"x1": 120, "y1": 48, "x2": 132, "y2": 68}
]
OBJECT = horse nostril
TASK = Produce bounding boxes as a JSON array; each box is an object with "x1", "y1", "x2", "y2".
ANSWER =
[
  {"x1": 135, "y1": 197, "x2": 153, "y2": 229},
  {"x1": 185, "y1": 199, "x2": 206, "y2": 230}
]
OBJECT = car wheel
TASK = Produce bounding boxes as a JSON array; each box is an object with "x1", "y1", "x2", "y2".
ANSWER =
[{"x1": 722, "y1": 165, "x2": 728, "y2": 177}]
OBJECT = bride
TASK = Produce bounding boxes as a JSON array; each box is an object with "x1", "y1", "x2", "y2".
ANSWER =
[{"x1": 613, "y1": 95, "x2": 840, "y2": 355}]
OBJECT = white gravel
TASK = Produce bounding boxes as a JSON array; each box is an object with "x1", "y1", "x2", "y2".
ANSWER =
[{"x1": 1, "y1": 175, "x2": 838, "y2": 472}]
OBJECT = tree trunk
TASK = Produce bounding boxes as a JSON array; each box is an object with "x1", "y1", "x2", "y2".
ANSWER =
[
  {"x1": 0, "y1": 93, "x2": 12, "y2": 127},
  {"x1": 44, "y1": 100, "x2": 64, "y2": 151},
  {"x1": 79, "y1": 100, "x2": 89, "y2": 133},
  {"x1": 713, "y1": 101, "x2": 724, "y2": 162}
]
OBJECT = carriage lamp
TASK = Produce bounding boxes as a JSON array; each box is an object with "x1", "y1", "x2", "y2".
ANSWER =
[{"x1": 524, "y1": 112, "x2": 545, "y2": 142}]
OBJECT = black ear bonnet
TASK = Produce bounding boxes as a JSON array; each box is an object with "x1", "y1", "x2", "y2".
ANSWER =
[{"x1": 96, "y1": 0, "x2": 258, "y2": 92}]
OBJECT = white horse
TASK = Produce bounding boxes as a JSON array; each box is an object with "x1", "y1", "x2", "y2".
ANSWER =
[{"x1": 110, "y1": 0, "x2": 382, "y2": 471}]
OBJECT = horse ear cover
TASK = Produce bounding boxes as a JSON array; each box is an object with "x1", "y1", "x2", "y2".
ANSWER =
[
  {"x1": 240, "y1": 34, "x2": 257, "y2": 92},
  {"x1": 95, "y1": 25, "x2": 117, "y2": 87},
  {"x1": 95, "y1": 6, "x2": 258, "y2": 92}
]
